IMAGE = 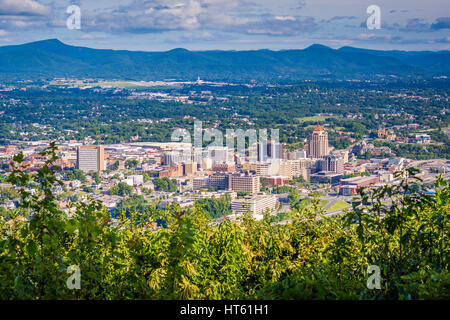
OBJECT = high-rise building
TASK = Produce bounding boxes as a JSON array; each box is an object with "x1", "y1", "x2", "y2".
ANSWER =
[
  {"x1": 164, "y1": 150, "x2": 192, "y2": 166},
  {"x1": 208, "y1": 146, "x2": 231, "y2": 164},
  {"x1": 257, "y1": 140, "x2": 284, "y2": 162},
  {"x1": 183, "y1": 161, "x2": 197, "y2": 176},
  {"x1": 320, "y1": 154, "x2": 344, "y2": 174},
  {"x1": 200, "y1": 157, "x2": 213, "y2": 170},
  {"x1": 308, "y1": 125, "x2": 329, "y2": 159},
  {"x1": 77, "y1": 145, "x2": 105, "y2": 172}
]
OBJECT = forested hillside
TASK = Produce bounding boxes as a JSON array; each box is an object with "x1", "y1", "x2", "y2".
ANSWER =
[{"x1": 1, "y1": 39, "x2": 449, "y2": 81}]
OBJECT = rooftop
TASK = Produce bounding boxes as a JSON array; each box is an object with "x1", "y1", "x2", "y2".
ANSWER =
[{"x1": 313, "y1": 125, "x2": 324, "y2": 132}]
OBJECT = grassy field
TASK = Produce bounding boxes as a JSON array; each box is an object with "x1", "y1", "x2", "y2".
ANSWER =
[
  {"x1": 296, "y1": 115, "x2": 328, "y2": 123},
  {"x1": 297, "y1": 198, "x2": 329, "y2": 210},
  {"x1": 325, "y1": 200, "x2": 351, "y2": 213},
  {"x1": 52, "y1": 80, "x2": 183, "y2": 89},
  {"x1": 295, "y1": 115, "x2": 339, "y2": 123},
  {"x1": 96, "y1": 81, "x2": 182, "y2": 89}
]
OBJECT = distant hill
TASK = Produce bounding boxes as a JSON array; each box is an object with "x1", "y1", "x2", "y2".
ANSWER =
[{"x1": 0, "y1": 39, "x2": 449, "y2": 81}]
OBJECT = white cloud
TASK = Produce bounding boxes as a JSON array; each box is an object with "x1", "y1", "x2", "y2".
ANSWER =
[
  {"x1": 355, "y1": 33, "x2": 392, "y2": 41},
  {"x1": 0, "y1": 0, "x2": 51, "y2": 16},
  {"x1": 0, "y1": 0, "x2": 52, "y2": 32},
  {"x1": 80, "y1": 33, "x2": 107, "y2": 40},
  {"x1": 67, "y1": 0, "x2": 317, "y2": 36},
  {"x1": 0, "y1": 14, "x2": 45, "y2": 30},
  {"x1": 275, "y1": 16, "x2": 296, "y2": 21}
]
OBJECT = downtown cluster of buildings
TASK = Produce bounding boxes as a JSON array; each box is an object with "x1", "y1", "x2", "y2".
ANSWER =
[{"x1": 1, "y1": 125, "x2": 447, "y2": 220}]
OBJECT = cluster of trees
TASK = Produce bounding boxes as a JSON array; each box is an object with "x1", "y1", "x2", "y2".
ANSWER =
[
  {"x1": 371, "y1": 139, "x2": 450, "y2": 160},
  {"x1": 342, "y1": 172, "x2": 371, "y2": 179},
  {"x1": 125, "y1": 159, "x2": 139, "y2": 169},
  {"x1": 0, "y1": 144, "x2": 449, "y2": 300},
  {"x1": 195, "y1": 194, "x2": 232, "y2": 219},
  {"x1": 116, "y1": 194, "x2": 152, "y2": 215},
  {"x1": 109, "y1": 182, "x2": 133, "y2": 196},
  {"x1": 272, "y1": 185, "x2": 298, "y2": 194},
  {"x1": 260, "y1": 177, "x2": 269, "y2": 192},
  {"x1": 0, "y1": 187, "x2": 19, "y2": 204},
  {"x1": 67, "y1": 169, "x2": 86, "y2": 183},
  {"x1": 152, "y1": 177, "x2": 177, "y2": 192}
]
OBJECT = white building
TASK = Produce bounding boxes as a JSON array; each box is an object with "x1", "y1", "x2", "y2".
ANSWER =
[
  {"x1": 200, "y1": 157, "x2": 213, "y2": 170},
  {"x1": 129, "y1": 175, "x2": 144, "y2": 186},
  {"x1": 256, "y1": 161, "x2": 280, "y2": 176},
  {"x1": 286, "y1": 149, "x2": 307, "y2": 160},
  {"x1": 77, "y1": 145, "x2": 105, "y2": 172},
  {"x1": 414, "y1": 134, "x2": 431, "y2": 144},
  {"x1": 231, "y1": 193, "x2": 277, "y2": 217}
]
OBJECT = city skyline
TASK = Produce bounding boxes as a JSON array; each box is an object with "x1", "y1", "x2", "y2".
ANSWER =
[{"x1": 0, "y1": 1, "x2": 448, "y2": 301}]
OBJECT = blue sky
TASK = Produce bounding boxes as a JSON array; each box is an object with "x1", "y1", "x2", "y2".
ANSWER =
[{"x1": 0, "y1": 0, "x2": 449, "y2": 51}]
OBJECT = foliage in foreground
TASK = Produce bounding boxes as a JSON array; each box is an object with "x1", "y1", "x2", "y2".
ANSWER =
[{"x1": 0, "y1": 144, "x2": 449, "y2": 299}]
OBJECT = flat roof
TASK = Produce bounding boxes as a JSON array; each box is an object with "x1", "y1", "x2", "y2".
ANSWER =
[{"x1": 341, "y1": 176, "x2": 378, "y2": 183}]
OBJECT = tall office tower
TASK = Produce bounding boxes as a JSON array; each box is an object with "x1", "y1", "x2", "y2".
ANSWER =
[
  {"x1": 308, "y1": 125, "x2": 329, "y2": 159},
  {"x1": 200, "y1": 157, "x2": 213, "y2": 170},
  {"x1": 183, "y1": 161, "x2": 197, "y2": 176},
  {"x1": 208, "y1": 146, "x2": 230, "y2": 164},
  {"x1": 257, "y1": 140, "x2": 283, "y2": 162},
  {"x1": 269, "y1": 140, "x2": 284, "y2": 159},
  {"x1": 77, "y1": 145, "x2": 105, "y2": 172},
  {"x1": 164, "y1": 149, "x2": 191, "y2": 166},
  {"x1": 320, "y1": 154, "x2": 344, "y2": 174}
]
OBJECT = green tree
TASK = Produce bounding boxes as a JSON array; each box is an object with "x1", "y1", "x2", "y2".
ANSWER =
[
  {"x1": 68, "y1": 169, "x2": 86, "y2": 183},
  {"x1": 109, "y1": 185, "x2": 119, "y2": 195},
  {"x1": 93, "y1": 172, "x2": 101, "y2": 185},
  {"x1": 117, "y1": 182, "x2": 133, "y2": 196},
  {"x1": 125, "y1": 159, "x2": 139, "y2": 169}
]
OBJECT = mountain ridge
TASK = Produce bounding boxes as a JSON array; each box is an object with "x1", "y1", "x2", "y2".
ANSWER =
[{"x1": 0, "y1": 39, "x2": 449, "y2": 81}]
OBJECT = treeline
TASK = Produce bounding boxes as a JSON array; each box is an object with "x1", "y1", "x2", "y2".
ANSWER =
[{"x1": 0, "y1": 145, "x2": 449, "y2": 300}]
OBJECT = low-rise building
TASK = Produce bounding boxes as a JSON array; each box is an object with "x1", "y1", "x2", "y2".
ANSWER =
[
  {"x1": 212, "y1": 162, "x2": 235, "y2": 173},
  {"x1": 413, "y1": 134, "x2": 431, "y2": 144},
  {"x1": 193, "y1": 176, "x2": 210, "y2": 190},
  {"x1": 310, "y1": 172, "x2": 343, "y2": 185},
  {"x1": 231, "y1": 193, "x2": 277, "y2": 216},
  {"x1": 339, "y1": 175, "x2": 380, "y2": 195},
  {"x1": 265, "y1": 176, "x2": 289, "y2": 185},
  {"x1": 229, "y1": 173, "x2": 260, "y2": 194}
]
